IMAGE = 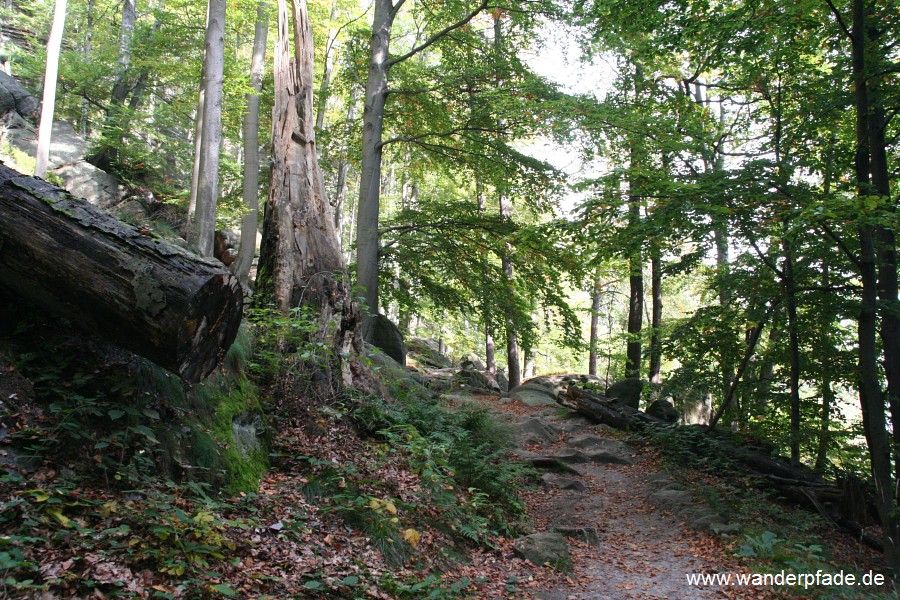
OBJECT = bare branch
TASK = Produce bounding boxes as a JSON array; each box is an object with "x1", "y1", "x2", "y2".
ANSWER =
[{"x1": 387, "y1": 0, "x2": 490, "y2": 66}]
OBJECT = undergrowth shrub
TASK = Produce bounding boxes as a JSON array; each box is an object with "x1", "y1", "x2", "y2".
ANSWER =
[{"x1": 352, "y1": 392, "x2": 533, "y2": 542}]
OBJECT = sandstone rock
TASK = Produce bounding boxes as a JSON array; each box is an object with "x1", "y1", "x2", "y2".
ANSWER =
[
  {"x1": 553, "y1": 525, "x2": 600, "y2": 546},
  {"x1": 407, "y1": 337, "x2": 452, "y2": 368},
  {"x1": 0, "y1": 71, "x2": 38, "y2": 118},
  {"x1": 371, "y1": 315, "x2": 406, "y2": 365},
  {"x1": 513, "y1": 532, "x2": 570, "y2": 569},
  {"x1": 517, "y1": 417, "x2": 562, "y2": 443},
  {"x1": 459, "y1": 352, "x2": 485, "y2": 370},
  {"x1": 585, "y1": 449, "x2": 632, "y2": 465},
  {"x1": 540, "y1": 474, "x2": 586, "y2": 491},
  {"x1": 606, "y1": 378, "x2": 644, "y2": 409},
  {"x1": 646, "y1": 398, "x2": 679, "y2": 423},
  {"x1": 509, "y1": 373, "x2": 603, "y2": 407},
  {"x1": 552, "y1": 448, "x2": 589, "y2": 464}
]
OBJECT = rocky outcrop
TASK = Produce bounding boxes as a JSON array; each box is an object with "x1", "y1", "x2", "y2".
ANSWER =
[
  {"x1": 406, "y1": 337, "x2": 452, "y2": 368},
  {"x1": 370, "y1": 315, "x2": 407, "y2": 365},
  {"x1": 508, "y1": 373, "x2": 604, "y2": 406},
  {"x1": 6, "y1": 121, "x2": 130, "y2": 209},
  {"x1": 606, "y1": 378, "x2": 644, "y2": 409},
  {"x1": 0, "y1": 71, "x2": 38, "y2": 125},
  {"x1": 646, "y1": 398, "x2": 679, "y2": 423}
]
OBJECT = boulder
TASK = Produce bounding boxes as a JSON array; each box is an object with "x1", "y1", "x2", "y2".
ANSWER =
[
  {"x1": 459, "y1": 352, "x2": 485, "y2": 370},
  {"x1": 584, "y1": 449, "x2": 632, "y2": 465},
  {"x1": 406, "y1": 337, "x2": 452, "y2": 368},
  {"x1": 509, "y1": 373, "x2": 603, "y2": 407},
  {"x1": 606, "y1": 378, "x2": 644, "y2": 409},
  {"x1": 552, "y1": 448, "x2": 589, "y2": 464},
  {"x1": 54, "y1": 161, "x2": 127, "y2": 208},
  {"x1": 553, "y1": 526, "x2": 600, "y2": 546},
  {"x1": 231, "y1": 411, "x2": 265, "y2": 459},
  {"x1": 513, "y1": 532, "x2": 570, "y2": 569},
  {"x1": 370, "y1": 315, "x2": 407, "y2": 365},
  {"x1": 646, "y1": 398, "x2": 679, "y2": 423},
  {"x1": 516, "y1": 417, "x2": 561, "y2": 444},
  {"x1": 364, "y1": 345, "x2": 431, "y2": 400},
  {"x1": 496, "y1": 370, "x2": 509, "y2": 392},
  {"x1": 0, "y1": 71, "x2": 38, "y2": 119},
  {"x1": 454, "y1": 367, "x2": 494, "y2": 391},
  {"x1": 9, "y1": 120, "x2": 88, "y2": 169},
  {"x1": 540, "y1": 474, "x2": 585, "y2": 491}
]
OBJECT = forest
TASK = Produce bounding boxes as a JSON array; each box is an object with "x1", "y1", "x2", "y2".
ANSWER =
[{"x1": 0, "y1": 0, "x2": 898, "y2": 597}]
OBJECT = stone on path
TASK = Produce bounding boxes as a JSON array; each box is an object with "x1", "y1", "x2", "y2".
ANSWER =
[{"x1": 513, "y1": 532, "x2": 570, "y2": 569}]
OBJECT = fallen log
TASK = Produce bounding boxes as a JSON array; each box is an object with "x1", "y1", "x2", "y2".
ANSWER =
[
  {"x1": 558, "y1": 384, "x2": 884, "y2": 553},
  {"x1": 0, "y1": 163, "x2": 242, "y2": 382}
]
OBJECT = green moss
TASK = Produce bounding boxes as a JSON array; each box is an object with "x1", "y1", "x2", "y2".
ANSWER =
[
  {"x1": 131, "y1": 335, "x2": 269, "y2": 495},
  {"x1": 205, "y1": 375, "x2": 269, "y2": 495}
]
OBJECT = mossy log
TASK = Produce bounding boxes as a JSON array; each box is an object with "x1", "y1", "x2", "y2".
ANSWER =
[{"x1": 0, "y1": 163, "x2": 242, "y2": 382}]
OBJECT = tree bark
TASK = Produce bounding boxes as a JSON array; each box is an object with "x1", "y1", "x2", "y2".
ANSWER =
[
  {"x1": 110, "y1": 0, "x2": 136, "y2": 105},
  {"x1": 257, "y1": 0, "x2": 360, "y2": 392},
  {"x1": 0, "y1": 164, "x2": 243, "y2": 382},
  {"x1": 356, "y1": 0, "x2": 397, "y2": 340},
  {"x1": 649, "y1": 250, "x2": 662, "y2": 384},
  {"x1": 234, "y1": 2, "x2": 268, "y2": 289},
  {"x1": 523, "y1": 347, "x2": 535, "y2": 379},
  {"x1": 500, "y1": 190, "x2": 521, "y2": 389},
  {"x1": 851, "y1": 0, "x2": 900, "y2": 572},
  {"x1": 588, "y1": 276, "x2": 602, "y2": 377},
  {"x1": 192, "y1": 0, "x2": 226, "y2": 258},
  {"x1": 34, "y1": 0, "x2": 67, "y2": 179},
  {"x1": 625, "y1": 196, "x2": 643, "y2": 379}
]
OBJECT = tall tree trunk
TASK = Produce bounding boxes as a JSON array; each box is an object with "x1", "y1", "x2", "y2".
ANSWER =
[
  {"x1": 333, "y1": 87, "x2": 360, "y2": 236},
  {"x1": 192, "y1": 0, "x2": 226, "y2": 257},
  {"x1": 110, "y1": 0, "x2": 136, "y2": 104},
  {"x1": 869, "y1": 85, "x2": 900, "y2": 493},
  {"x1": 234, "y1": 2, "x2": 268, "y2": 288},
  {"x1": 851, "y1": 0, "x2": 900, "y2": 572},
  {"x1": 79, "y1": 0, "x2": 94, "y2": 137},
  {"x1": 625, "y1": 63, "x2": 644, "y2": 380},
  {"x1": 356, "y1": 0, "x2": 397, "y2": 340},
  {"x1": 588, "y1": 276, "x2": 602, "y2": 377},
  {"x1": 187, "y1": 86, "x2": 205, "y2": 223},
  {"x1": 355, "y1": 0, "x2": 487, "y2": 339},
  {"x1": 257, "y1": 0, "x2": 360, "y2": 394},
  {"x1": 500, "y1": 190, "x2": 521, "y2": 389},
  {"x1": 34, "y1": 0, "x2": 67, "y2": 179},
  {"x1": 523, "y1": 347, "x2": 534, "y2": 379},
  {"x1": 649, "y1": 249, "x2": 662, "y2": 384},
  {"x1": 782, "y1": 234, "x2": 801, "y2": 466}
]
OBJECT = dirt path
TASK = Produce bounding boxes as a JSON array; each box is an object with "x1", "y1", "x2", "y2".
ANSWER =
[{"x1": 483, "y1": 398, "x2": 739, "y2": 599}]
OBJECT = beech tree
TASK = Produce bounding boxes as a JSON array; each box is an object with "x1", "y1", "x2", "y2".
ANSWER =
[
  {"x1": 234, "y1": 2, "x2": 269, "y2": 288},
  {"x1": 34, "y1": 0, "x2": 67, "y2": 179},
  {"x1": 355, "y1": 0, "x2": 490, "y2": 339},
  {"x1": 191, "y1": 0, "x2": 226, "y2": 257}
]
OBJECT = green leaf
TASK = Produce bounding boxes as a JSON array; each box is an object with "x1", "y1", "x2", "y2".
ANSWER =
[
  {"x1": 108, "y1": 409, "x2": 126, "y2": 420},
  {"x1": 209, "y1": 583, "x2": 237, "y2": 597},
  {"x1": 130, "y1": 425, "x2": 158, "y2": 443}
]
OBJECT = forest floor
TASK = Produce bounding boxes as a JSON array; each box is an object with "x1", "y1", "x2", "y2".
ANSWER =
[
  {"x1": 448, "y1": 390, "x2": 889, "y2": 600},
  {"x1": 0, "y1": 376, "x2": 891, "y2": 599}
]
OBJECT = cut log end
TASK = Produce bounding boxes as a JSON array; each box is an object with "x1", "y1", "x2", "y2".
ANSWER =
[
  {"x1": 177, "y1": 272, "x2": 243, "y2": 383},
  {"x1": 0, "y1": 162, "x2": 244, "y2": 384}
]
